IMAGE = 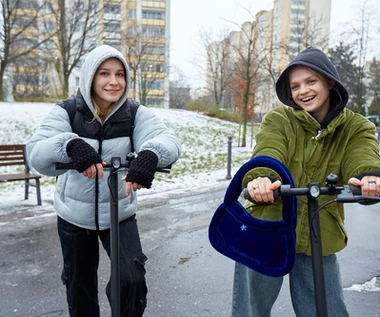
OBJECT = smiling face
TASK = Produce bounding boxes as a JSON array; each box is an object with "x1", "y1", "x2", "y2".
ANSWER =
[
  {"x1": 289, "y1": 66, "x2": 332, "y2": 122},
  {"x1": 92, "y1": 58, "x2": 126, "y2": 113}
]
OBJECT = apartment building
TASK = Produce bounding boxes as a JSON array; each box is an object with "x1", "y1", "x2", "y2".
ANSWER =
[
  {"x1": 71, "y1": 0, "x2": 171, "y2": 107},
  {"x1": 205, "y1": 0, "x2": 332, "y2": 116},
  {"x1": 5, "y1": 0, "x2": 170, "y2": 107},
  {"x1": 269, "y1": 0, "x2": 331, "y2": 110}
]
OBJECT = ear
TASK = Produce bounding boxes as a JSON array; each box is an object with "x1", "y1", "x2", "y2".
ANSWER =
[{"x1": 328, "y1": 80, "x2": 335, "y2": 90}]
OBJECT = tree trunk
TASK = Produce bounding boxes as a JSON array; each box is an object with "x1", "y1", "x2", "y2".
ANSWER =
[{"x1": 0, "y1": 60, "x2": 5, "y2": 101}]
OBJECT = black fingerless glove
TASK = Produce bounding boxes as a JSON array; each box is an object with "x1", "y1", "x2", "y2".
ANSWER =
[
  {"x1": 66, "y1": 138, "x2": 102, "y2": 173},
  {"x1": 126, "y1": 150, "x2": 158, "y2": 188}
]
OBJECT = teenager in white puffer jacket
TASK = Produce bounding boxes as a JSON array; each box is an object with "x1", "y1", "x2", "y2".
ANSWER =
[{"x1": 26, "y1": 45, "x2": 181, "y2": 317}]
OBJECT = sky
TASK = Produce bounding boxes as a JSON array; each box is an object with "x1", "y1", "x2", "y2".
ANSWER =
[{"x1": 170, "y1": 0, "x2": 378, "y2": 87}]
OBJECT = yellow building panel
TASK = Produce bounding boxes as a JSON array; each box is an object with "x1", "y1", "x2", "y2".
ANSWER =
[
  {"x1": 127, "y1": 20, "x2": 138, "y2": 27},
  {"x1": 143, "y1": 1, "x2": 166, "y2": 9},
  {"x1": 142, "y1": 72, "x2": 166, "y2": 80},
  {"x1": 142, "y1": 19, "x2": 165, "y2": 27},
  {"x1": 127, "y1": 1, "x2": 137, "y2": 9},
  {"x1": 143, "y1": 54, "x2": 165, "y2": 62},
  {"x1": 12, "y1": 65, "x2": 40, "y2": 73},
  {"x1": 147, "y1": 90, "x2": 165, "y2": 96},
  {"x1": 142, "y1": 37, "x2": 165, "y2": 45}
]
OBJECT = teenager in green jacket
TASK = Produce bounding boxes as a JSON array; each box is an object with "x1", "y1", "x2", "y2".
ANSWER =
[{"x1": 233, "y1": 47, "x2": 380, "y2": 317}]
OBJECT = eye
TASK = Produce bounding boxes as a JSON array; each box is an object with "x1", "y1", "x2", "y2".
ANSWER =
[
  {"x1": 99, "y1": 71, "x2": 108, "y2": 76},
  {"x1": 116, "y1": 72, "x2": 125, "y2": 77},
  {"x1": 291, "y1": 85, "x2": 299, "y2": 91},
  {"x1": 309, "y1": 79, "x2": 317, "y2": 84}
]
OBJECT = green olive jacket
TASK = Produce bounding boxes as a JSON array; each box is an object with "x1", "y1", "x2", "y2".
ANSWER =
[{"x1": 243, "y1": 106, "x2": 380, "y2": 256}]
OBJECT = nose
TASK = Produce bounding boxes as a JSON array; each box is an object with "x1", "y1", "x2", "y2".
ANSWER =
[
  {"x1": 109, "y1": 75, "x2": 118, "y2": 85},
  {"x1": 299, "y1": 84, "x2": 309, "y2": 95}
]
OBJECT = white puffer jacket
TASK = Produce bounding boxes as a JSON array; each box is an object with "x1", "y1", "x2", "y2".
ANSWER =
[{"x1": 26, "y1": 45, "x2": 181, "y2": 230}]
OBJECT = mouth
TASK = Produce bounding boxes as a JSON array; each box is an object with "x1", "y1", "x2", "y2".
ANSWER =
[{"x1": 300, "y1": 96, "x2": 315, "y2": 103}]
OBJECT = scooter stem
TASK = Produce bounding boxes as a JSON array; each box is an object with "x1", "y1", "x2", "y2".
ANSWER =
[
  {"x1": 110, "y1": 157, "x2": 121, "y2": 317},
  {"x1": 307, "y1": 182, "x2": 328, "y2": 317}
]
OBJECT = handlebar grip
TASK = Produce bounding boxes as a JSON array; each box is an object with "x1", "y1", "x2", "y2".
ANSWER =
[
  {"x1": 349, "y1": 184, "x2": 362, "y2": 195},
  {"x1": 242, "y1": 188, "x2": 279, "y2": 202}
]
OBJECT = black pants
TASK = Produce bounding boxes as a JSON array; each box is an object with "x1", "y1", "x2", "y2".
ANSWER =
[{"x1": 57, "y1": 215, "x2": 148, "y2": 317}]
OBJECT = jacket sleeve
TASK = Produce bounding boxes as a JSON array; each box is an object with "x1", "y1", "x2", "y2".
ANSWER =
[
  {"x1": 341, "y1": 114, "x2": 380, "y2": 181},
  {"x1": 26, "y1": 104, "x2": 79, "y2": 176},
  {"x1": 131, "y1": 106, "x2": 181, "y2": 168},
  {"x1": 243, "y1": 109, "x2": 290, "y2": 182}
]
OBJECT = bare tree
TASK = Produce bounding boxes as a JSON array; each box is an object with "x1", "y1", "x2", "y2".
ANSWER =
[
  {"x1": 227, "y1": 19, "x2": 266, "y2": 147},
  {"x1": 349, "y1": 0, "x2": 378, "y2": 115},
  {"x1": 169, "y1": 67, "x2": 190, "y2": 109},
  {"x1": 12, "y1": 54, "x2": 48, "y2": 98},
  {"x1": 199, "y1": 28, "x2": 236, "y2": 109},
  {"x1": 0, "y1": 0, "x2": 52, "y2": 101},
  {"x1": 41, "y1": 0, "x2": 102, "y2": 98}
]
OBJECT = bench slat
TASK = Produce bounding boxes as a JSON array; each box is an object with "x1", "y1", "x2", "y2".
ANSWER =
[{"x1": 0, "y1": 173, "x2": 41, "y2": 182}]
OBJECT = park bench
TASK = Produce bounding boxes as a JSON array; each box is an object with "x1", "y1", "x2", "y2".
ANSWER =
[{"x1": 0, "y1": 144, "x2": 42, "y2": 205}]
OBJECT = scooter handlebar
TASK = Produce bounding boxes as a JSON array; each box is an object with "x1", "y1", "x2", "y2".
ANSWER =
[
  {"x1": 55, "y1": 162, "x2": 171, "y2": 173},
  {"x1": 242, "y1": 184, "x2": 375, "y2": 204}
]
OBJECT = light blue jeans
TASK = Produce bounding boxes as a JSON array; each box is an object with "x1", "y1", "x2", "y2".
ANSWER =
[{"x1": 231, "y1": 253, "x2": 350, "y2": 317}]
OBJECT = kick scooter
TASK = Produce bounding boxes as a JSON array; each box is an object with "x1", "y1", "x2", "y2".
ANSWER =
[
  {"x1": 56, "y1": 154, "x2": 170, "y2": 317},
  {"x1": 243, "y1": 172, "x2": 380, "y2": 316}
]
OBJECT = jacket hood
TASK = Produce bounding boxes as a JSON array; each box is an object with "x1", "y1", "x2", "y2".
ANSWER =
[
  {"x1": 275, "y1": 47, "x2": 349, "y2": 127},
  {"x1": 79, "y1": 45, "x2": 130, "y2": 118}
]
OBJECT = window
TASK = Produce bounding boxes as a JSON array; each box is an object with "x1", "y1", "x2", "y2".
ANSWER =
[
  {"x1": 45, "y1": 21, "x2": 54, "y2": 32},
  {"x1": 291, "y1": 8, "x2": 305, "y2": 15},
  {"x1": 128, "y1": 27, "x2": 136, "y2": 36},
  {"x1": 14, "y1": 16, "x2": 37, "y2": 29},
  {"x1": 45, "y1": 2, "x2": 53, "y2": 13},
  {"x1": 147, "y1": 98, "x2": 164, "y2": 106},
  {"x1": 15, "y1": 37, "x2": 38, "y2": 48},
  {"x1": 142, "y1": 45, "x2": 165, "y2": 55},
  {"x1": 292, "y1": 0, "x2": 305, "y2": 5},
  {"x1": 142, "y1": 63, "x2": 165, "y2": 72},
  {"x1": 128, "y1": 9, "x2": 136, "y2": 19},
  {"x1": 44, "y1": 40, "x2": 55, "y2": 50},
  {"x1": 104, "y1": 4, "x2": 121, "y2": 14},
  {"x1": 75, "y1": 77, "x2": 80, "y2": 86},
  {"x1": 104, "y1": 23, "x2": 121, "y2": 33},
  {"x1": 76, "y1": 59, "x2": 83, "y2": 68},
  {"x1": 18, "y1": 0, "x2": 38, "y2": 9},
  {"x1": 142, "y1": 10, "x2": 165, "y2": 19},
  {"x1": 148, "y1": 80, "x2": 163, "y2": 89},
  {"x1": 289, "y1": 36, "x2": 301, "y2": 44},
  {"x1": 142, "y1": 27, "x2": 165, "y2": 37},
  {"x1": 103, "y1": 40, "x2": 120, "y2": 51}
]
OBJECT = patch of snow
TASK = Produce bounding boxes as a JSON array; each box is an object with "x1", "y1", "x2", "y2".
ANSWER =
[{"x1": 344, "y1": 277, "x2": 380, "y2": 293}]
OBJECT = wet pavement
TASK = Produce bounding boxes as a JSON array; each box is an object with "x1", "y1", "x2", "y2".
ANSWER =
[{"x1": 0, "y1": 183, "x2": 380, "y2": 317}]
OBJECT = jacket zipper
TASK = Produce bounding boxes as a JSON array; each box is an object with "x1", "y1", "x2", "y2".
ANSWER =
[
  {"x1": 95, "y1": 124, "x2": 104, "y2": 231},
  {"x1": 312, "y1": 129, "x2": 324, "y2": 140}
]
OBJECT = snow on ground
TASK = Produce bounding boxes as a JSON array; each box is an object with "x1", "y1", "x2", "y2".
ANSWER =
[
  {"x1": 344, "y1": 277, "x2": 380, "y2": 293},
  {"x1": 0, "y1": 102, "x2": 254, "y2": 214}
]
